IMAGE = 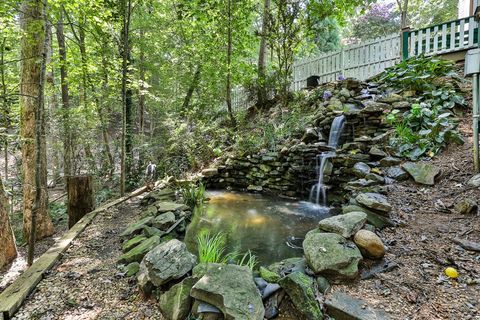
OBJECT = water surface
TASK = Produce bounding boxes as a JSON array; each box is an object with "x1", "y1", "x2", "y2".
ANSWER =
[{"x1": 185, "y1": 191, "x2": 331, "y2": 266}]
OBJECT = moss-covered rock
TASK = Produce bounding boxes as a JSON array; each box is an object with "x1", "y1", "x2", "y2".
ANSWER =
[
  {"x1": 118, "y1": 235, "x2": 161, "y2": 263},
  {"x1": 158, "y1": 277, "x2": 196, "y2": 320},
  {"x1": 259, "y1": 266, "x2": 281, "y2": 283},
  {"x1": 120, "y1": 216, "x2": 154, "y2": 238},
  {"x1": 279, "y1": 272, "x2": 323, "y2": 320},
  {"x1": 122, "y1": 235, "x2": 147, "y2": 252},
  {"x1": 125, "y1": 262, "x2": 140, "y2": 277}
]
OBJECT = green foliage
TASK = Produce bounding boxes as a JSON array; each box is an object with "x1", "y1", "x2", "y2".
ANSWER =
[
  {"x1": 237, "y1": 250, "x2": 258, "y2": 271},
  {"x1": 181, "y1": 182, "x2": 206, "y2": 209},
  {"x1": 379, "y1": 55, "x2": 465, "y2": 160},
  {"x1": 197, "y1": 232, "x2": 227, "y2": 263},
  {"x1": 377, "y1": 55, "x2": 457, "y2": 92},
  {"x1": 49, "y1": 201, "x2": 67, "y2": 224}
]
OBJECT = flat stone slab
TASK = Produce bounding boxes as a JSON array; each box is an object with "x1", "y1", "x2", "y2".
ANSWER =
[
  {"x1": 402, "y1": 162, "x2": 440, "y2": 186},
  {"x1": 191, "y1": 264, "x2": 265, "y2": 320},
  {"x1": 355, "y1": 193, "x2": 392, "y2": 214},
  {"x1": 278, "y1": 272, "x2": 322, "y2": 320},
  {"x1": 342, "y1": 205, "x2": 395, "y2": 229},
  {"x1": 155, "y1": 202, "x2": 189, "y2": 213},
  {"x1": 326, "y1": 291, "x2": 391, "y2": 320},
  {"x1": 318, "y1": 212, "x2": 367, "y2": 238}
]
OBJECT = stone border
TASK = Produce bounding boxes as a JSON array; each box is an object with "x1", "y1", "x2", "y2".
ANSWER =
[{"x1": 0, "y1": 186, "x2": 148, "y2": 320}]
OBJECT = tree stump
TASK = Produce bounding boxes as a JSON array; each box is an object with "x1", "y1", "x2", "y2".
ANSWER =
[{"x1": 67, "y1": 176, "x2": 94, "y2": 228}]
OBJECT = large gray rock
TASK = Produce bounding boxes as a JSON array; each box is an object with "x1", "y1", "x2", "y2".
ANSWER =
[
  {"x1": 402, "y1": 162, "x2": 440, "y2": 185},
  {"x1": 155, "y1": 202, "x2": 189, "y2": 213},
  {"x1": 318, "y1": 212, "x2": 367, "y2": 238},
  {"x1": 379, "y1": 156, "x2": 401, "y2": 167},
  {"x1": 326, "y1": 291, "x2": 391, "y2": 320},
  {"x1": 137, "y1": 239, "x2": 196, "y2": 292},
  {"x1": 158, "y1": 277, "x2": 196, "y2": 320},
  {"x1": 190, "y1": 264, "x2": 265, "y2": 320},
  {"x1": 352, "y1": 162, "x2": 371, "y2": 178},
  {"x1": 279, "y1": 272, "x2": 323, "y2": 320},
  {"x1": 303, "y1": 231, "x2": 362, "y2": 279},
  {"x1": 384, "y1": 166, "x2": 409, "y2": 181},
  {"x1": 152, "y1": 211, "x2": 176, "y2": 230},
  {"x1": 355, "y1": 193, "x2": 392, "y2": 214}
]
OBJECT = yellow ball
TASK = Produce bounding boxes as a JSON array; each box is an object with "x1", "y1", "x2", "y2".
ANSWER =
[{"x1": 445, "y1": 267, "x2": 458, "y2": 278}]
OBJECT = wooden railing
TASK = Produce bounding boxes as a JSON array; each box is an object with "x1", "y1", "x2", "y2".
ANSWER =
[{"x1": 404, "y1": 16, "x2": 479, "y2": 58}]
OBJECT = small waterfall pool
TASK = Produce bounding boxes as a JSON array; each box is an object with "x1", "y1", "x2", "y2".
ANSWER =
[{"x1": 184, "y1": 191, "x2": 331, "y2": 266}]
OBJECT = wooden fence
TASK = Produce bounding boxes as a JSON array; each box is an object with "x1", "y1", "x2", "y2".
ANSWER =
[{"x1": 291, "y1": 33, "x2": 400, "y2": 91}]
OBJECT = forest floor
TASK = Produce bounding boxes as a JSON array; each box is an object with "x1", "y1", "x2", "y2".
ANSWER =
[
  {"x1": 336, "y1": 117, "x2": 480, "y2": 320},
  {"x1": 10, "y1": 198, "x2": 164, "y2": 320}
]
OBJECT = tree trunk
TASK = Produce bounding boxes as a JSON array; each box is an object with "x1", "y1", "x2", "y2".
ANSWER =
[
  {"x1": 0, "y1": 176, "x2": 16, "y2": 268},
  {"x1": 120, "y1": 0, "x2": 132, "y2": 196},
  {"x1": 182, "y1": 65, "x2": 201, "y2": 111},
  {"x1": 139, "y1": 28, "x2": 146, "y2": 135},
  {"x1": 257, "y1": 0, "x2": 270, "y2": 107},
  {"x1": 20, "y1": 0, "x2": 54, "y2": 244},
  {"x1": 1, "y1": 37, "x2": 9, "y2": 181},
  {"x1": 226, "y1": 0, "x2": 236, "y2": 127},
  {"x1": 56, "y1": 11, "x2": 73, "y2": 179},
  {"x1": 67, "y1": 175, "x2": 94, "y2": 228}
]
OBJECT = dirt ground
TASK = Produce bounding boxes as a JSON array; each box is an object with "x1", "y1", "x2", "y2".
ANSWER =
[
  {"x1": 10, "y1": 198, "x2": 164, "y2": 320},
  {"x1": 335, "y1": 118, "x2": 480, "y2": 320}
]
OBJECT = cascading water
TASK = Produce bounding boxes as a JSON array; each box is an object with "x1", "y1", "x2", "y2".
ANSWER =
[{"x1": 309, "y1": 115, "x2": 346, "y2": 206}]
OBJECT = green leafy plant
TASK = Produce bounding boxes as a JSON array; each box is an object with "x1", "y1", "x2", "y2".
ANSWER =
[
  {"x1": 182, "y1": 182, "x2": 206, "y2": 209},
  {"x1": 237, "y1": 250, "x2": 258, "y2": 271},
  {"x1": 197, "y1": 232, "x2": 227, "y2": 263}
]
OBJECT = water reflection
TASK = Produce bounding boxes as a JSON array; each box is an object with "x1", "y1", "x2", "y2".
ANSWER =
[{"x1": 184, "y1": 190, "x2": 331, "y2": 266}]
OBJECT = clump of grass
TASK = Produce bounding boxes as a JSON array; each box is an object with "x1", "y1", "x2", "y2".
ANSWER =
[
  {"x1": 197, "y1": 232, "x2": 227, "y2": 263},
  {"x1": 196, "y1": 232, "x2": 258, "y2": 270},
  {"x1": 182, "y1": 182, "x2": 206, "y2": 209}
]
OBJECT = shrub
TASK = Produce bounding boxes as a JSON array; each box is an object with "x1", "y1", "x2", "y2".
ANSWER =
[
  {"x1": 197, "y1": 232, "x2": 227, "y2": 263},
  {"x1": 181, "y1": 182, "x2": 206, "y2": 209}
]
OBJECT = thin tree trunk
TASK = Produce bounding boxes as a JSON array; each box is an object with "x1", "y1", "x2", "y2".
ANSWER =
[
  {"x1": 0, "y1": 176, "x2": 16, "y2": 268},
  {"x1": 139, "y1": 28, "x2": 146, "y2": 135},
  {"x1": 257, "y1": 0, "x2": 270, "y2": 107},
  {"x1": 20, "y1": 0, "x2": 54, "y2": 247},
  {"x1": 226, "y1": 0, "x2": 236, "y2": 127},
  {"x1": 99, "y1": 56, "x2": 114, "y2": 177},
  {"x1": 182, "y1": 65, "x2": 201, "y2": 111},
  {"x1": 56, "y1": 11, "x2": 73, "y2": 180},
  {"x1": 1, "y1": 37, "x2": 8, "y2": 181},
  {"x1": 120, "y1": 0, "x2": 132, "y2": 196}
]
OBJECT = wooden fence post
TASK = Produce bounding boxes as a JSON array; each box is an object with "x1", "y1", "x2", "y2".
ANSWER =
[
  {"x1": 67, "y1": 175, "x2": 94, "y2": 228},
  {"x1": 401, "y1": 27, "x2": 411, "y2": 60}
]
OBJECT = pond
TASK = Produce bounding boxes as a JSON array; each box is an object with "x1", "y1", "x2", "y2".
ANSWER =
[{"x1": 184, "y1": 190, "x2": 331, "y2": 266}]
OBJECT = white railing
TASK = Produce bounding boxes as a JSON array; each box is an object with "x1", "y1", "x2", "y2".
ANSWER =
[
  {"x1": 292, "y1": 33, "x2": 401, "y2": 91},
  {"x1": 408, "y1": 16, "x2": 478, "y2": 57}
]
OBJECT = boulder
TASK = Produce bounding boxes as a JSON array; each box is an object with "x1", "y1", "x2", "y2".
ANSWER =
[
  {"x1": 303, "y1": 231, "x2": 362, "y2": 279},
  {"x1": 355, "y1": 193, "x2": 392, "y2": 214},
  {"x1": 379, "y1": 156, "x2": 401, "y2": 167},
  {"x1": 384, "y1": 166, "x2": 409, "y2": 181},
  {"x1": 119, "y1": 235, "x2": 161, "y2": 264},
  {"x1": 158, "y1": 277, "x2": 196, "y2": 320},
  {"x1": 467, "y1": 173, "x2": 480, "y2": 187},
  {"x1": 279, "y1": 272, "x2": 323, "y2": 320},
  {"x1": 318, "y1": 212, "x2": 367, "y2": 238},
  {"x1": 352, "y1": 162, "x2": 371, "y2": 178},
  {"x1": 353, "y1": 230, "x2": 385, "y2": 259},
  {"x1": 190, "y1": 264, "x2": 265, "y2": 320},
  {"x1": 326, "y1": 291, "x2": 391, "y2": 320},
  {"x1": 454, "y1": 198, "x2": 478, "y2": 215},
  {"x1": 402, "y1": 162, "x2": 440, "y2": 185},
  {"x1": 137, "y1": 239, "x2": 196, "y2": 291},
  {"x1": 120, "y1": 216, "x2": 153, "y2": 237},
  {"x1": 152, "y1": 211, "x2": 176, "y2": 230}
]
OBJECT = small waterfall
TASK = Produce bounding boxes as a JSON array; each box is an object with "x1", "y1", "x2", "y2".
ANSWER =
[{"x1": 309, "y1": 115, "x2": 346, "y2": 206}]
